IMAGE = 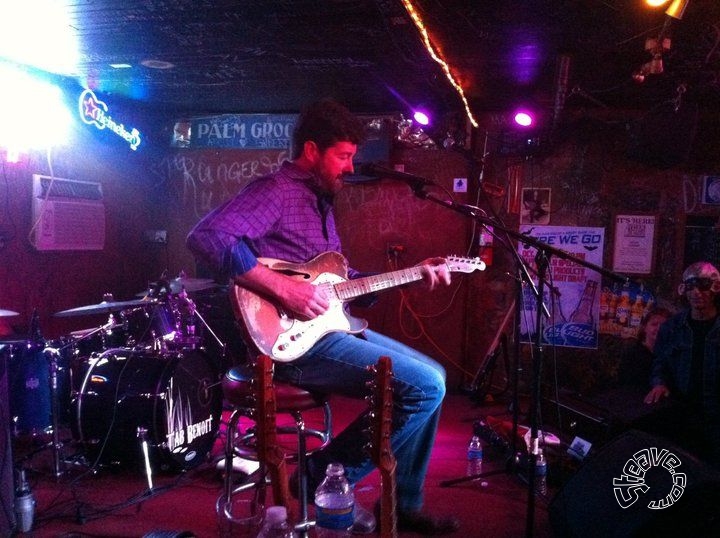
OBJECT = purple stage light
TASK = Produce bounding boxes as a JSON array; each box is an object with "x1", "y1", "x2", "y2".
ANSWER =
[
  {"x1": 513, "y1": 110, "x2": 534, "y2": 128},
  {"x1": 413, "y1": 110, "x2": 430, "y2": 126}
]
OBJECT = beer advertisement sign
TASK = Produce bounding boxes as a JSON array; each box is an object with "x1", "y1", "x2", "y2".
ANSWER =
[{"x1": 518, "y1": 225, "x2": 605, "y2": 349}]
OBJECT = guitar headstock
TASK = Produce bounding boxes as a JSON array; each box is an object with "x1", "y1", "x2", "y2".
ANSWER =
[
  {"x1": 446, "y1": 255, "x2": 486, "y2": 274},
  {"x1": 366, "y1": 356, "x2": 395, "y2": 472},
  {"x1": 366, "y1": 356, "x2": 398, "y2": 537},
  {"x1": 254, "y1": 354, "x2": 292, "y2": 512}
]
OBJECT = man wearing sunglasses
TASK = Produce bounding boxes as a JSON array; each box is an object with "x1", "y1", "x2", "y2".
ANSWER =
[{"x1": 644, "y1": 261, "x2": 720, "y2": 467}]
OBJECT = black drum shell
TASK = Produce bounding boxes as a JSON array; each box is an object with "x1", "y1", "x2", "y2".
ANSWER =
[{"x1": 71, "y1": 347, "x2": 222, "y2": 472}]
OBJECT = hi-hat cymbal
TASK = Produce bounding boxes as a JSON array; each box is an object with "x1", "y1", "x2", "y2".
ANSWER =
[
  {"x1": 0, "y1": 308, "x2": 19, "y2": 317},
  {"x1": 54, "y1": 298, "x2": 155, "y2": 318},
  {"x1": 141, "y1": 277, "x2": 218, "y2": 295}
]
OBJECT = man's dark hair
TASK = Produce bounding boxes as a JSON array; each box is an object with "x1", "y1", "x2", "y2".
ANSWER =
[{"x1": 291, "y1": 99, "x2": 366, "y2": 159}]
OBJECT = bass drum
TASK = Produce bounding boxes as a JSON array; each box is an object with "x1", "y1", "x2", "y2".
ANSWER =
[{"x1": 71, "y1": 347, "x2": 222, "y2": 471}]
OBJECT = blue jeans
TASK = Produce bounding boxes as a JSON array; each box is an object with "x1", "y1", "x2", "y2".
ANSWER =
[{"x1": 274, "y1": 329, "x2": 447, "y2": 512}]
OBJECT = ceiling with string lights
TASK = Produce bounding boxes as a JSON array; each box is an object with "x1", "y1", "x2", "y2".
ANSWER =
[{"x1": 3, "y1": 0, "x2": 720, "y2": 128}]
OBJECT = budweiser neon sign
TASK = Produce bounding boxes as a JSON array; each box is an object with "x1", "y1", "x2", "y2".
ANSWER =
[{"x1": 78, "y1": 89, "x2": 142, "y2": 151}]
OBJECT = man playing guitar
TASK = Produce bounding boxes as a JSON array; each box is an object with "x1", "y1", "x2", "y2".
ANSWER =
[{"x1": 187, "y1": 99, "x2": 461, "y2": 535}]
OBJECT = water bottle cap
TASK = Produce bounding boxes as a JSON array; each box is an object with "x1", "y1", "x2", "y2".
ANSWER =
[
  {"x1": 325, "y1": 462, "x2": 345, "y2": 476},
  {"x1": 265, "y1": 505, "x2": 287, "y2": 524}
]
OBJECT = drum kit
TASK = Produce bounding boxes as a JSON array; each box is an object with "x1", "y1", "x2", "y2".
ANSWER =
[{"x1": 1, "y1": 274, "x2": 227, "y2": 481}]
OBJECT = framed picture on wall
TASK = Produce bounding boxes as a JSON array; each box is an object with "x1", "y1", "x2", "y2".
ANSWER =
[
  {"x1": 520, "y1": 188, "x2": 551, "y2": 224},
  {"x1": 612, "y1": 214, "x2": 657, "y2": 274}
]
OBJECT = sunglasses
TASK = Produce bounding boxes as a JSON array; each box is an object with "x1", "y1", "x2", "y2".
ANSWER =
[{"x1": 682, "y1": 277, "x2": 714, "y2": 292}]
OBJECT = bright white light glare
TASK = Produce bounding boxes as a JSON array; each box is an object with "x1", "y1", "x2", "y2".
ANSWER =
[
  {"x1": 413, "y1": 110, "x2": 430, "y2": 126},
  {"x1": 514, "y1": 111, "x2": 534, "y2": 127},
  {"x1": 0, "y1": 2, "x2": 79, "y2": 75},
  {"x1": 645, "y1": 0, "x2": 669, "y2": 7},
  {"x1": 0, "y1": 64, "x2": 72, "y2": 151}
]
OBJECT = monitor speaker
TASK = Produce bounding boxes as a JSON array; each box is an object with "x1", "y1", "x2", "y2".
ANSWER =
[{"x1": 549, "y1": 429, "x2": 720, "y2": 537}]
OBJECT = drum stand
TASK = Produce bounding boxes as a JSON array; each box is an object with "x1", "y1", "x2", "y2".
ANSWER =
[
  {"x1": 43, "y1": 346, "x2": 66, "y2": 479},
  {"x1": 39, "y1": 318, "x2": 116, "y2": 478},
  {"x1": 137, "y1": 427, "x2": 154, "y2": 492},
  {"x1": 178, "y1": 291, "x2": 227, "y2": 362}
]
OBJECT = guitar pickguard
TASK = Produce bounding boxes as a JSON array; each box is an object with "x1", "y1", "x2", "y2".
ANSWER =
[{"x1": 271, "y1": 272, "x2": 367, "y2": 361}]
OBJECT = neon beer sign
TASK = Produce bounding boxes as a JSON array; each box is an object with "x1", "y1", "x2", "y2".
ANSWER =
[{"x1": 78, "y1": 89, "x2": 142, "y2": 150}]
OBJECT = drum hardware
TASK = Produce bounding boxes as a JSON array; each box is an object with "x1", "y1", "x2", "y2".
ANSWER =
[
  {"x1": 137, "y1": 426, "x2": 154, "y2": 491},
  {"x1": 141, "y1": 271, "x2": 219, "y2": 296},
  {"x1": 177, "y1": 290, "x2": 227, "y2": 359},
  {"x1": 69, "y1": 315, "x2": 124, "y2": 346},
  {"x1": 43, "y1": 346, "x2": 66, "y2": 479},
  {"x1": 54, "y1": 295, "x2": 157, "y2": 318}
]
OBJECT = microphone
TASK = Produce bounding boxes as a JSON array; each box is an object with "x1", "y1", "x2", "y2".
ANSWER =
[{"x1": 356, "y1": 163, "x2": 435, "y2": 188}]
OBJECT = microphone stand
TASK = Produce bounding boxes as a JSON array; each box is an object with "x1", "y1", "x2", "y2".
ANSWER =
[{"x1": 402, "y1": 179, "x2": 627, "y2": 537}]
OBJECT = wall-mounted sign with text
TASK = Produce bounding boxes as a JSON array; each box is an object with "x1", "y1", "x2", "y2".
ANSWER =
[
  {"x1": 78, "y1": 89, "x2": 142, "y2": 151},
  {"x1": 172, "y1": 114, "x2": 297, "y2": 149},
  {"x1": 518, "y1": 225, "x2": 605, "y2": 349}
]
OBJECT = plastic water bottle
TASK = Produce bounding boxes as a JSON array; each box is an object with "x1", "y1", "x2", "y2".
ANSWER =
[
  {"x1": 535, "y1": 449, "x2": 548, "y2": 496},
  {"x1": 257, "y1": 505, "x2": 296, "y2": 538},
  {"x1": 314, "y1": 463, "x2": 354, "y2": 537},
  {"x1": 466, "y1": 435, "x2": 483, "y2": 477},
  {"x1": 14, "y1": 468, "x2": 35, "y2": 533}
]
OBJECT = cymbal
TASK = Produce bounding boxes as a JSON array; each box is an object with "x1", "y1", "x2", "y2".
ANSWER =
[
  {"x1": 0, "y1": 309, "x2": 19, "y2": 317},
  {"x1": 141, "y1": 277, "x2": 218, "y2": 295},
  {"x1": 54, "y1": 298, "x2": 155, "y2": 318}
]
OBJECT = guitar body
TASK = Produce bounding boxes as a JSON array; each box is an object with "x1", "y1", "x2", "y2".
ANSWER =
[
  {"x1": 231, "y1": 251, "x2": 485, "y2": 362},
  {"x1": 231, "y1": 252, "x2": 368, "y2": 362}
]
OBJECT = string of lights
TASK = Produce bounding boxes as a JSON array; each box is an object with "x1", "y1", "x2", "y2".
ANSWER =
[{"x1": 400, "y1": 0, "x2": 479, "y2": 128}]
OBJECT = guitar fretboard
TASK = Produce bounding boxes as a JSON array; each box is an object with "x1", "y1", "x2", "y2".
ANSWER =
[{"x1": 334, "y1": 267, "x2": 425, "y2": 300}]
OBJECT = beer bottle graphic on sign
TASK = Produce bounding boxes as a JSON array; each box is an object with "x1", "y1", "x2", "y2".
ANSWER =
[
  {"x1": 569, "y1": 280, "x2": 598, "y2": 325},
  {"x1": 599, "y1": 287, "x2": 611, "y2": 332},
  {"x1": 629, "y1": 295, "x2": 645, "y2": 330},
  {"x1": 615, "y1": 286, "x2": 632, "y2": 328},
  {"x1": 606, "y1": 289, "x2": 619, "y2": 334},
  {"x1": 549, "y1": 286, "x2": 567, "y2": 324}
]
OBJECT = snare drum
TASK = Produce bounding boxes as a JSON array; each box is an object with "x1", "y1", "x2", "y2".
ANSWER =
[{"x1": 71, "y1": 347, "x2": 222, "y2": 471}]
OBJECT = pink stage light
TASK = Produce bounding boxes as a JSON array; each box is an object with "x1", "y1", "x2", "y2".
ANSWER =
[{"x1": 513, "y1": 110, "x2": 534, "y2": 128}]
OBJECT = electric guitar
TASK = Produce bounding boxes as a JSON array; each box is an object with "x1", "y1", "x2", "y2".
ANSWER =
[
  {"x1": 367, "y1": 356, "x2": 398, "y2": 538},
  {"x1": 231, "y1": 251, "x2": 485, "y2": 362},
  {"x1": 255, "y1": 354, "x2": 292, "y2": 516}
]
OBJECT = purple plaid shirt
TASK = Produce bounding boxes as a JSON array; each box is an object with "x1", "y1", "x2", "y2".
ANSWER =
[{"x1": 187, "y1": 161, "x2": 355, "y2": 279}]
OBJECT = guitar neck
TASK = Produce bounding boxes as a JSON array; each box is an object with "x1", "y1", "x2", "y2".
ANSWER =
[
  {"x1": 255, "y1": 355, "x2": 292, "y2": 514},
  {"x1": 335, "y1": 266, "x2": 427, "y2": 301}
]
